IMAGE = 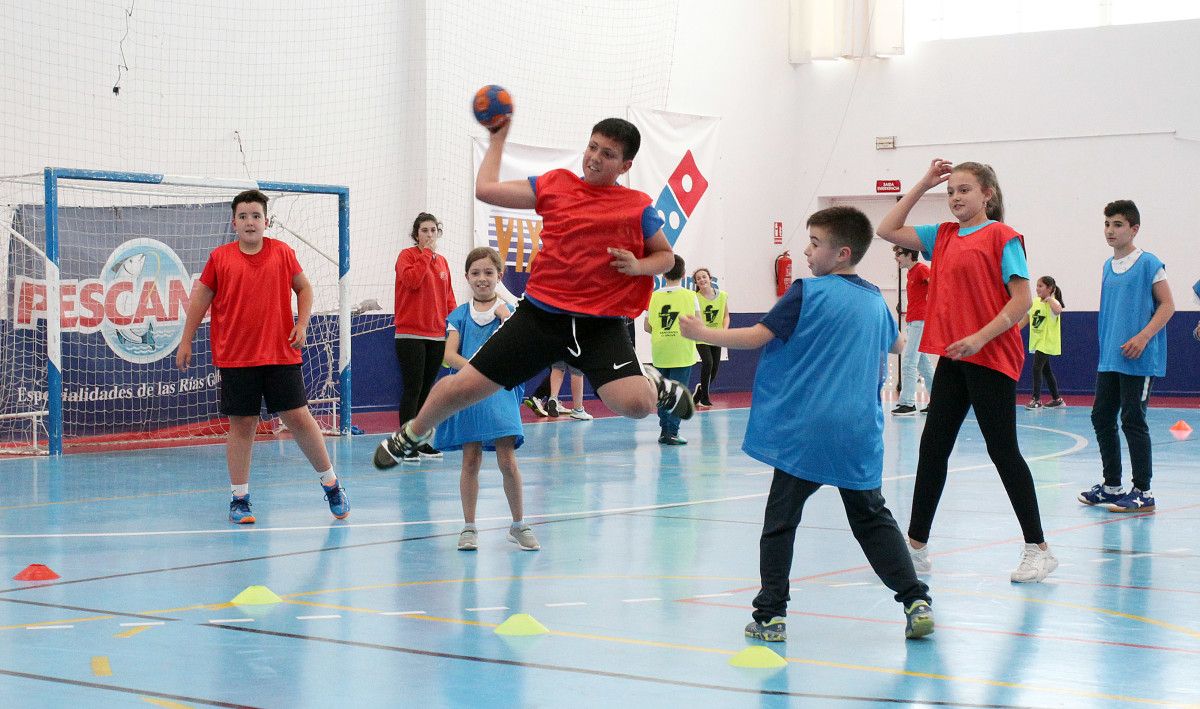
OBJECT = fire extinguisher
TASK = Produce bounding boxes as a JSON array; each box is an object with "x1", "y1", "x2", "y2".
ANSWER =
[{"x1": 774, "y1": 251, "x2": 792, "y2": 297}]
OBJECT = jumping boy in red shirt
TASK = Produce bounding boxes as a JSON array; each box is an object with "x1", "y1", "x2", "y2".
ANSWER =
[{"x1": 177, "y1": 189, "x2": 348, "y2": 524}]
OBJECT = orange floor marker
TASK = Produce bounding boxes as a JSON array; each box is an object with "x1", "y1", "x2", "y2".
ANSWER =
[
  {"x1": 13, "y1": 564, "x2": 60, "y2": 581},
  {"x1": 1169, "y1": 420, "x2": 1192, "y2": 441}
]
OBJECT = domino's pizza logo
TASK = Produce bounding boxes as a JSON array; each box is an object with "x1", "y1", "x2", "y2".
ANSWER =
[{"x1": 653, "y1": 150, "x2": 709, "y2": 247}]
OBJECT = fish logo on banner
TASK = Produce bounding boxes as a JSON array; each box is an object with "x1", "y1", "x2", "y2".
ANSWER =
[{"x1": 652, "y1": 149, "x2": 709, "y2": 247}]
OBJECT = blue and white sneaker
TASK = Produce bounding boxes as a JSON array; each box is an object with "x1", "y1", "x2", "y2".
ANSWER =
[
  {"x1": 1106, "y1": 488, "x2": 1155, "y2": 513},
  {"x1": 1078, "y1": 483, "x2": 1124, "y2": 506},
  {"x1": 322, "y1": 482, "x2": 350, "y2": 519},
  {"x1": 229, "y1": 495, "x2": 255, "y2": 524}
]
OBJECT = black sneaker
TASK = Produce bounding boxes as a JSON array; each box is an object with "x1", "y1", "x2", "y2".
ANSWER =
[
  {"x1": 417, "y1": 443, "x2": 443, "y2": 459},
  {"x1": 658, "y1": 433, "x2": 688, "y2": 445},
  {"x1": 645, "y1": 366, "x2": 694, "y2": 420},
  {"x1": 919, "y1": 406, "x2": 929, "y2": 414},
  {"x1": 891, "y1": 404, "x2": 917, "y2": 416},
  {"x1": 1043, "y1": 398, "x2": 1066, "y2": 409},
  {"x1": 546, "y1": 398, "x2": 560, "y2": 418},
  {"x1": 373, "y1": 422, "x2": 433, "y2": 469},
  {"x1": 745, "y1": 617, "x2": 786, "y2": 642},
  {"x1": 522, "y1": 397, "x2": 548, "y2": 417}
]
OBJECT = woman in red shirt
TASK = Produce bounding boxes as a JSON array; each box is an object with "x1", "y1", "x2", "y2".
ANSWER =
[{"x1": 393, "y1": 212, "x2": 456, "y2": 461}]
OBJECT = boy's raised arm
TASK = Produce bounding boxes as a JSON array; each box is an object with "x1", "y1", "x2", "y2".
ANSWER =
[
  {"x1": 679, "y1": 315, "x2": 773, "y2": 350},
  {"x1": 475, "y1": 118, "x2": 536, "y2": 209}
]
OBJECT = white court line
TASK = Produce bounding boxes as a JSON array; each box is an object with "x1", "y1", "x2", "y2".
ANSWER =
[
  {"x1": 1092, "y1": 558, "x2": 1117, "y2": 563},
  {"x1": 0, "y1": 420, "x2": 1088, "y2": 541},
  {"x1": 296, "y1": 614, "x2": 341, "y2": 620},
  {"x1": 380, "y1": 610, "x2": 426, "y2": 616},
  {"x1": 465, "y1": 606, "x2": 508, "y2": 612},
  {"x1": 828, "y1": 582, "x2": 872, "y2": 588},
  {"x1": 622, "y1": 597, "x2": 661, "y2": 604},
  {"x1": 26, "y1": 625, "x2": 73, "y2": 630},
  {"x1": 544, "y1": 602, "x2": 588, "y2": 607},
  {"x1": 208, "y1": 618, "x2": 254, "y2": 623},
  {"x1": 689, "y1": 592, "x2": 735, "y2": 598},
  {"x1": 118, "y1": 621, "x2": 165, "y2": 627}
]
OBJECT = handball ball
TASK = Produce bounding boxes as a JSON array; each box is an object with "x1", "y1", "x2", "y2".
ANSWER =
[{"x1": 472, "y1": 84, "x2": 513, "y2": 129}]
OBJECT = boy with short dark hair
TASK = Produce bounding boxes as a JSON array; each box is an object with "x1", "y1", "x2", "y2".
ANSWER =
[
  {"x1": 374, "y1": 116, "x2": 693, "y2": 468},
  {"x1": 644, "y1": 254, "x2": 700, "y2": 445},
  {"x1": 177, "y1": 189, "x2": 348, "y2": 524},
  {"x1": 680, "y1": 205, "x2": 933, "y2": 642},
  {"x1": 1079, "y1": 200, "x2": 1174, "y2": 512},
  {"x1": 891, "y1": 246, "x2": 936, "y2": 416}
]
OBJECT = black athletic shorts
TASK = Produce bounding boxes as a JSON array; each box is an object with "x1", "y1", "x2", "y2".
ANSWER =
[
  {"x1": 468, "y1": 301, "x2": 644, "y2": 390},
  {"x1": 219, "y1": 364, "x2": 309, "y2": 417}
]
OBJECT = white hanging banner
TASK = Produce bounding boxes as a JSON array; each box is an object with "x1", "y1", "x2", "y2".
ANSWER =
[
  {"x1": 626, "y1": 106, "x2": 722, "y2": 361},
  {"x1": 471, "y1": 137, "x2": 577, "y2": 296}
]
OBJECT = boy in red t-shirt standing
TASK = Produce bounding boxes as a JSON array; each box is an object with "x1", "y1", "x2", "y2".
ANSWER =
[
  {"x1": 374, "y1": 116, "x2": 694, "y2": 468},
  {"x1": 891, "y1": 246, "x2": 937, "y2": 416},
  {"x1": 177, "y1": 189, "x2": 348, "y2": 524}
]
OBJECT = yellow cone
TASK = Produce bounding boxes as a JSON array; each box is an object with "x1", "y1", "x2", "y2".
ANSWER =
[
  {"x1": 494, "y1": 613, "x2": 549, "y2": 636},
  {"x1": 230, "y1": 585, "x2": 282, "y2": 605},
  {"x1": 729, "y1": 645, "x2": 788, "y2": 669}
]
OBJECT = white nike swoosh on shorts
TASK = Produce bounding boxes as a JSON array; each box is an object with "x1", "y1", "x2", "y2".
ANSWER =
[{"x1": 612, "y1": 361, "x2": 633, "y2": 369}]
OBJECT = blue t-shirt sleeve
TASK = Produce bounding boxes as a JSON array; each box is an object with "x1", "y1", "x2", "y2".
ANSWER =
[
  {"x1": 527, "y1": 176, "x2": 539, "y2": 196},
  {"x1": 1192, "y1": 278, "x2": 1200, "y2": 301},
  {"x1": 642, "y1": 205, "x2": 665, "y2": 239},
  {"x1": 759, "y1": 281, "x2": 804, "y2": 342},
  {"x1": 915, "y1": 224, "x2": 938, "y2": 259},
  {"x1": 1000, "y1": 237, "x2": 1030, "y2": 283}
]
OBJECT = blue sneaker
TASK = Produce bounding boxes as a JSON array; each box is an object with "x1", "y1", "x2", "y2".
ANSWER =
[
  {"x1": 1078, "y1": 483, "x2": 1124, "y2": 506},
  {"x1": 322, "y1": 482, "x2": 350, "y2": 519},
  {"x1": 229, "y1": 495, "x2": 255, "y2": 524},
  {"x1": 904, "y1": 600, "x2": 934, "y2": 639},
  {"x1": 1107, "y1": 488, "x2": 1155, "y2": 513},
  {"x1": 745, "y1": 616, "x2": 786, "y2": 642}
]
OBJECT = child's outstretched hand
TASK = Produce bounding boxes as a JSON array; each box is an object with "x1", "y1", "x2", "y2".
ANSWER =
[
  {"x1": 679, "y1": 314, "x2": 705, "y2": 341},
  {"x1": 918, "y1": 158, "x2": 954, "y2": 190},
  {"x1": 289, "y1": 323, "x2": 308, "y2": 349},
  {"x1": 608, "y1": 247, "x2": 641, "y2": 276},
  {"x1": 945, "y1": 333, "x2": 984, "y2": 360}
]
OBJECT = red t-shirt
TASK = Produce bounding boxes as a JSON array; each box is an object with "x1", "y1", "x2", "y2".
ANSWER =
[
  {"x1": 393, "y1": 246, "x2": 456, "y2": 338},
  {"x1": 525, "y1": 169, "x2": 655, "y2": 318},
  {"x1": 199, "y1": 238, "x2": 303, "y2": 368},
  {"x1": 921, "y1": 222, "x2": 1026, "y2": 381},
  {"x1": 905, "y1": 262, "x2": 931, "y2": 322}
]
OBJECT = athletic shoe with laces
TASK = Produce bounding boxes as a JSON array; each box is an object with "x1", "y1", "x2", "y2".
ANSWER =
[
  {"x1": 458, "y1": 527, "x2": 478, "y2": 551},
  {"x1": 658, "y1": 433, "x2": 688, "y2": 445},
  {"x1": 322, "y1": 482, "x2": 350, "y2": 519},
  {"x1": 1106, "y1": 488, "x2": 1155, "y2": 513},
  {"x1": 1010, "y1": 543, "x2": 1058, "y2": 583},
  {"x1": 568, "y1": 406, "x2": 593, "y2": 421},
  {"x1": 417, "y1": 443, "x2": 443, "y2": 459},
  {"x1": 229, "y1": 495, "x2": 256, "y2": 524},
  {"x1": 1078, "y1": 483, "x2": 1124, "y2": 506},
  {"x1": 523, "y1": 396, "x2": 548, "y2": 417},
  {"x1": 744, "y1": 617, "x2": 787, "y2": 642},
  {"x1": 1025, "y1": 399, "x2": 1042, "y2": 410},
  {"x1": 891, "y1": 404, "x2": 917, "y2": 416},
  {"x1": 507, "y1": 524, "x2": 540, "y2": 550},
  {"x1": 909, "y1": 543, "x2": 932, "y2": 573},
  {"x1": 373, "y1": 422, "x2": 433, "y2": 469},
  {"x1": 644, "y1": 365, "x2": 694, "y2": 420},
  {"x1": 1043, "y1": 398, "x2": 1066, "y2": 408},
  {"x1": 546, "y1": 398, "x2": 560, "y2": 417},
  {"x1": 904, "y1": 600, "x2": 934, "y2": 639}
]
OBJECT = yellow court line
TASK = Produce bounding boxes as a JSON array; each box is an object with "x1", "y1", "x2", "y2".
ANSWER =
[
  {"x1": 115, "y1": 625, "x2": 156, "y2": 639},
  {"x1": 141, "y1": 698, "x2": 194, "y2": 709},
  {"x1": 90, "y1": 655, "x2": 112, "y2": 677},
  {"x1": 275, "y1": 597, "x2": 1181, "y2": 706},
  {"x1": 0, "y1": 614, "x2": 113, "y2": 631},
  {"x1": 945, "y1": 588, "x2": 1200, "y2": 640}
]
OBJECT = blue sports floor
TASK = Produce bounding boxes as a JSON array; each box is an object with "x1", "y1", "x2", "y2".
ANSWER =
[{"x1": 1, "y1": 403, "x2": 1197, "y2": 708}]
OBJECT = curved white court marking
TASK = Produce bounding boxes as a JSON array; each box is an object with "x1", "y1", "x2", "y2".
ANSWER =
[{"x1": 0, "y1": 422, "x2": 1086, "y2": 541}]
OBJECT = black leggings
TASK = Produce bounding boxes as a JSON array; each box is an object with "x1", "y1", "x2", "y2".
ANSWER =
[
  {"x1": 394, "y1": 338, "x2": 446, "y2": 424},
  {"x1": 1031, "y1": 351, "x2": 1059, "y2": 400},
  {"x1": 908, "y1": 358, "x2": 1046, "y2": 545},
  {"x1": 696, "y1": 343, "x2": 722, "y2": 403}
]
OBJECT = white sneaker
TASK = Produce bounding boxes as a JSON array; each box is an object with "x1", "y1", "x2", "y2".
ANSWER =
[
  {"x1": 568, "y1": 407, "x2": 593, "y2": 421},
  {"x1": 910, "y1": 543, "x2": 932, "y2": 573},
  {"x1": 457, "y1": 527, "x2": 478, "y2": 551},
  {"x1": 1010, "y1": 543, "x2": 1058, "y2": 583},
  {"x1": 507, "y1": 524, "x2": 541, "y2": 550}
]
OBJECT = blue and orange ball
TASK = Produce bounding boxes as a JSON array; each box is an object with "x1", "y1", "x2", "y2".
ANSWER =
[{"x1": 472, "y1": 84, "x2": 513, "y2": 129}]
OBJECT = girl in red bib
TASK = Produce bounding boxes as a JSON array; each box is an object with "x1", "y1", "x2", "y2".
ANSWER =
[{"x1": 878, "y1": 159, "x2": 1057, "y2": 583}]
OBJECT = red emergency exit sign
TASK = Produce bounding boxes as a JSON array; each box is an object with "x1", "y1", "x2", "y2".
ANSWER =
[{"x1": 876, "y1": 179, "x2": 901, "y2": 193}]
